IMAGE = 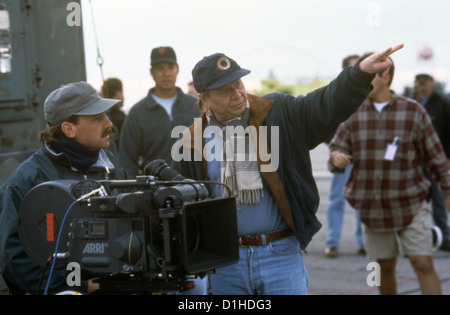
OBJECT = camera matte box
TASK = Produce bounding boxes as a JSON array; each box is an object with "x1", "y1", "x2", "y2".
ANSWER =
[{"x1": 180, "y1": 197, "x2": 239, "y2": 274}]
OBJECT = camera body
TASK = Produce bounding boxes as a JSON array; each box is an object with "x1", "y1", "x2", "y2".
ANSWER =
[{"x1": 18, "y1": 162, "x2": 239, "y2": 293}]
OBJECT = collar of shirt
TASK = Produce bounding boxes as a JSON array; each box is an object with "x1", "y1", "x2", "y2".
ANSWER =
[
  {"x1": 151, "y1": 92, "x2": 178, "y2": 118},
  {"x1": 373, "y1": 101, "x2": 390, "y2": 113}
]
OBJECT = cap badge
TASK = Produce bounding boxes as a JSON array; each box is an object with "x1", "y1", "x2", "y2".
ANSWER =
[
  {"x1": 216, "y1": 56, "x2": 231, "y2": 71},
  {"x1": 158, "y1": 47, "x2": 166, "y2": 55}
]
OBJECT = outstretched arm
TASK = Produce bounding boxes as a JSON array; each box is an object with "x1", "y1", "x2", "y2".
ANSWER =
[
  {"x1": 292, "y1": 44, "x2": 404, "y2": 149},
  {"x1": 359, "y1": 44, "x2": 404, "y2": 74}
]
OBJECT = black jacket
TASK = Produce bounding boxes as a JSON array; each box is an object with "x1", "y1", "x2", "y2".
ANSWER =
[
  {"x1": 0, "y1": 144, "x2": 128, "y2": 294},
  {"x1": 119, "y1": 87, "x2": 199, "y2": 177},
  {"x1": 173, "y1": 65, "x2": 374, "y2": 249},
  {"x1": 420, "y1": 92, "x2": 450, "y2": 157}
]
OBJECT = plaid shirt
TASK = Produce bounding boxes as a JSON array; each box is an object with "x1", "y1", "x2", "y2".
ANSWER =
[{"x1": 329, "y1": 94, "x2": 450, "y2": 231}]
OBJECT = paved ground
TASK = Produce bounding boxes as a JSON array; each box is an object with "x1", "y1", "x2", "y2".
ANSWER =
[{"x1": 305, "y1": 144, "x2": 450, "y2": 295}]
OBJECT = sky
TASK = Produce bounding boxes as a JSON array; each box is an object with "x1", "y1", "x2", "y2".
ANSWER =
[{"x1": 80, "y1": 0, "x2": 450, "y2": 113}]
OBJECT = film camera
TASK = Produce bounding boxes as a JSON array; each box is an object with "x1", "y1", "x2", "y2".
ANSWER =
[{"x1": 17, "y1": 160, "x2": 239, "y2": 294}]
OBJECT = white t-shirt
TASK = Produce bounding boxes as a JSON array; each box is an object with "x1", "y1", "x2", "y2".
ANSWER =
[
  {"x1": 373, "y1": 101, "x2": 390, "y2": 113},
  {"x1": 151, "y1": 93, "x2": 177, "y2": 119}
]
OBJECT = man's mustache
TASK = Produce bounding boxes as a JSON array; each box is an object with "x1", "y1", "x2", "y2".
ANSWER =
[{"x1": 102, "y1": 127, "x2": 114, "y2": 137}]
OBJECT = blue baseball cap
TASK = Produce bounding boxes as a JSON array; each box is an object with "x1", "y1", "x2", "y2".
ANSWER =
[
  {"x1": 151, "y1": 46, "x2": 177, "y2": 66},
  {"x1": 192, "y1": 53, "x2": 251, "y2": 93}
]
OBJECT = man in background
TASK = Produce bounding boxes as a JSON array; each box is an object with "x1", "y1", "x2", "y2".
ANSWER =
[
  {"x1": 101, "y1": 77, "x2": 126, "y2": 154},
  {"x1": 329, "y1": 56, "x2": 450, "y2": 295},
  {"x1": 413, "y1": 71, "x2": 450, "y2": 251},
  {"x1": 119, "y1": 47, "x2": 199, "y2": 177},
  {"x1": 324, "y1": 54, "x2": 365, "y2": 258}
]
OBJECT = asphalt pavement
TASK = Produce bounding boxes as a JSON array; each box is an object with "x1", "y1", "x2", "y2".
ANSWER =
[{"x1": 305, "y1": 144, "x2": 450, "y2": 295}]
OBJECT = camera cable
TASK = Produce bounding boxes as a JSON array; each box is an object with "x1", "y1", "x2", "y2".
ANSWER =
[{"x1": 43, "y1": 187, "x2": 106, "y2": 295}]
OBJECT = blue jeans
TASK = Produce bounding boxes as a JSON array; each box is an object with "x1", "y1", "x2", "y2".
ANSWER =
[
  {"x1": 326, "y1": 165, "x2": 364, "y2": 250},
  {"x1": 178, "y1": 276, "x2": 208, "y2": 295},
  {"x1": 428, "y1": 177, "x2": 450, "y2": 241},
  {"x1": 423, "y1": 166, "x2": 450, "y2": 241},
  {"x1": 209, "y1": 236, "x2": 308, "y2": 295}
]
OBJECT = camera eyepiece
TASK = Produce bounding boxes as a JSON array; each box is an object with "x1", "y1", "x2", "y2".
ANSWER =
[{"x1": 144, "y1": 160, "x2": 185, "y2": 181}]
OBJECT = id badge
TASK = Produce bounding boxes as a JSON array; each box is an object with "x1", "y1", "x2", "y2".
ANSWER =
[{"x1": 384, "y1": 137, "x2": 399, "y2": 161}]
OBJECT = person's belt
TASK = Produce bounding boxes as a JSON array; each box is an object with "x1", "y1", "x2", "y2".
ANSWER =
[{"x1": 238, "y1": 228, "x2": 294, "y2": 248}]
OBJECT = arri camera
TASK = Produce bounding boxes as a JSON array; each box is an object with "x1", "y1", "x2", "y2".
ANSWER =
[{"x1": 17, "y1": 160, "x2": 239, "y2": 294}]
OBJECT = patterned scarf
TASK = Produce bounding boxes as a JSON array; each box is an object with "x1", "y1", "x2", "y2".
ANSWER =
[{"x1": 207, "y1": 105, "x2": 264, "y2": 210}]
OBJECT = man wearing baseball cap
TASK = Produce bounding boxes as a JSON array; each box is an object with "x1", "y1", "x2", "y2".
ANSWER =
[
  {"x1": 119, "y1": 46, "x2": 199, "y2": 177},
  {"x1": 0, "y1": 82, "x2": 128, "y2": 294},
  {"x1": 173, "y1": 44, "x2": 404, "y2": 295}
]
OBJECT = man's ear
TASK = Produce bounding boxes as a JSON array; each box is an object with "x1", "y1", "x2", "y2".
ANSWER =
[{"x1": 61, "y1": 121, "x2": 77, "y2": 138}]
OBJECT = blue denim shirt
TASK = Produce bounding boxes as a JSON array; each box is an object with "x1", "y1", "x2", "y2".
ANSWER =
[{"x1": 204, "y1": 135, "x2": 288, "y2": 236}]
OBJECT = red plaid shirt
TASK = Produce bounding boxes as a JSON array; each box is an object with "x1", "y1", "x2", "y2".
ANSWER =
[{"x1": 329, "y1": 94, "x2": 450, "y2": 231}]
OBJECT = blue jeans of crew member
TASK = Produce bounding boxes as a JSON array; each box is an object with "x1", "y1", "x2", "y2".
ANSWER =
[
  {"x1": 430, "y1": 180, "x2": 450, "y2": 241},
  {"x1": 178, "y1": 276, "x2": 208, "y2": 295},
  {"x1": 209, "y1": 236, "x2": 308, "y2": 295},
  {"x1": 424, "y1": 167, "x2": 450, "y2": 243},
  {"x1": 326, "y1": 165, "x2": 364, "y2": 250}
]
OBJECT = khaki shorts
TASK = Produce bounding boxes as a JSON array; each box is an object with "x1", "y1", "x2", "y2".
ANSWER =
[{"x1": 364, "y1": 204, "x2": 433, "y2": 260}]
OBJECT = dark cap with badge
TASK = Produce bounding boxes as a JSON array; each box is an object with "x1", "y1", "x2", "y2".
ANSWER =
[
  {"x1": 44, "y1": 81, "x2": 120, "y2": 126},
  {"x1": 151, "y1": 46, "x2": 178, "y2": 66},
  {"x1": 192, "y1": 53, "x2": 251, "y2": 93}
]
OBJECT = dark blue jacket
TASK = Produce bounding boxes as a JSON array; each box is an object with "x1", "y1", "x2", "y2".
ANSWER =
[
  {"x1": 173, "y1": 65, "x2": 374, "y2": 249},
  {"x1": 420, "y1": 92, "x2": 450, "y2": 157},
  {"x1": 119, "y1": 87, "x2": 199, "y2": 177},
  {"x1": 0, "y1": 144, "x2": 127, "y2": 294}
]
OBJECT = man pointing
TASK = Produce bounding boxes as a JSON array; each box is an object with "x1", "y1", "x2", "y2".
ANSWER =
[{"x1": 173, "y1": 45, "x2": 403, "y2": 295}]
